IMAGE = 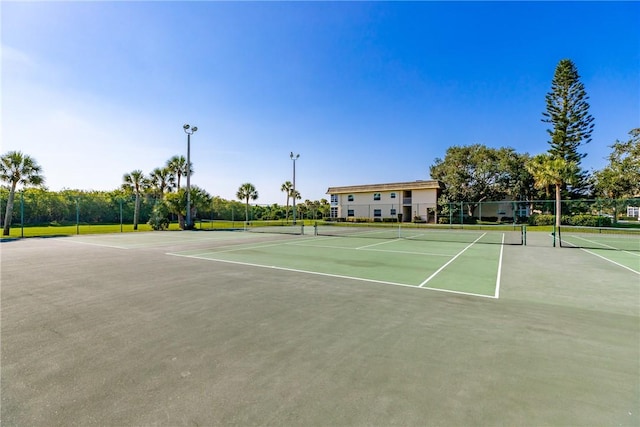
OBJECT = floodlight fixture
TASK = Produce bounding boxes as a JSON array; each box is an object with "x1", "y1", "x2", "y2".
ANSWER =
[
  {"x1": 183, "y1": 124, "x2": 198, "y2": 229},
  {"x1": 290, "y1": 152, "x2": 300, "y2": 224}
]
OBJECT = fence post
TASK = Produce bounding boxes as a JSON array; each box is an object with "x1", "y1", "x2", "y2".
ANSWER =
[
  {"x1": 20, "y1": 190, "x2": 24, "y2": 238},
  {"x1": 76, "y1": 198, "x2": 80, "y2": 235},
  {"x1": 120, "y1": 199, "x2": 123, "y2": 232}
]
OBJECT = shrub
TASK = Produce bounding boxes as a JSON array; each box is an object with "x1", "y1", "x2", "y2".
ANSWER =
[
  {"x1": 346, "y1": 217, "x2": 370, "y2": 223},
  {"x1": 528, "y1": 214, "x2": 555, "y2": 226},
  {"x1": 564, "y1": 214, "x2": 612, "y2": 227},
  {"x1": 463, "y1": 216, "x2": 478, "y2": 225},
  {"x1": 439, "y1": 215, "x2": 477, "y2": 225},
  {"x1": 527, "y1": 213, "x2": 614, "y2": 227},
  {"x1": 148, "y1": 201, "x2": 170, "y2": 230}
]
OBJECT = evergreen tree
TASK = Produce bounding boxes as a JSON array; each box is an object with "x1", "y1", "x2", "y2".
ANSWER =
[{"x1": 542, "y1": 59, "x2": 594, "y2": 192}]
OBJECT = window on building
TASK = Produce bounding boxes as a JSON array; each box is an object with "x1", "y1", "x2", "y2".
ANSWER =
[
  {"x1": 390, "y1": 208, "x2": 396, "y2": 216},
  {"x1": 348, "y1": 194, "x2": 354, "y2": 202},
  {"x1": 374, "y1": 209, "x2": 382, "y2": 217},
  {"x1": 373, "y1": 193, "x2": 381, "y2": 201},
  {"x1": 330, "y1": 207, "x2": 338, "y2": 218},
  {"x1": 347, "y1": 209, "x2": 355, "y2": 217},
  {"x1": 390, "y1": 192, "x2": 396, "y2": 199},
  {"x1": 330, "y1": 195, "x2": 338, "y2": 204}
]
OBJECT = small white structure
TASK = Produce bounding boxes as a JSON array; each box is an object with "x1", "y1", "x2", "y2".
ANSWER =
[
  {"x1": 627, "y1": 206, "x2": 640, "y2": 219},
  {"x1": 327, "y1": 180, "x2": 444, "y2": 223}
]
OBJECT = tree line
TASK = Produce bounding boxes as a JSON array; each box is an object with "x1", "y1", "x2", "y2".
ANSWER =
[
  {"x1": 2, "y1": 59, "x2": 639, "y2": 235},
  {"x1": 0, "y1": 186, "x2": 331, "y2": 233},
  {"x1": 430, "y1": 59, "x2": 639, "y2": 227}
]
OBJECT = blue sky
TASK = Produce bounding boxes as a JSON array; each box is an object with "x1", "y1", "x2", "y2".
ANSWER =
[{"x1": 2, "y1": 1, "x2": 638, "y2": 204}]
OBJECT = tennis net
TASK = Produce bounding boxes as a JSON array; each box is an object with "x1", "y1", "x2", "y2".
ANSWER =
[
  {"x1": 314, "y1": 223, "x2": 524, "y2": 245},
  {"x1": 199, "y1": 219, "x2": 305, "y2": 235},
  {"x1": 558, "y1": 226, "x2": 640, "y2": 251},
  {"x1": 244, "y1": 221, "x2": 305, "y2": 235}
]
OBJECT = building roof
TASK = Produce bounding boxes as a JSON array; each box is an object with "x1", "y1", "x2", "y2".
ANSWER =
[{"x1": 327, "y1": 180, "x2": 444, "y2": 194}]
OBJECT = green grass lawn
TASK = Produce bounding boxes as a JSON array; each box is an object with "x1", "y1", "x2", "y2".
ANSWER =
[
  {"x1": 1, "y1": 223, "x2": 183, "y2": 238},
  {"x1": 1, "y1": 221, "x2": 634, "y2": 240}
]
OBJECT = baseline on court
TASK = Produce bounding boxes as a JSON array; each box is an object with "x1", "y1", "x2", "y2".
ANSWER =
[{"x1": 167, "y1": 232, "x2": 507, "y2": 298}]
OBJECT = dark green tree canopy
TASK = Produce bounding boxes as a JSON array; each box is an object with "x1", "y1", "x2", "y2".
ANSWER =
[
  {"x1": 593, "y1": 128, "x2": 640, "y2": 199},
  {"x1": 429, "y1": 144, "x2": 531, "y2": 215},
  {"x1": 429, "y1": 144, "x2": 528, "y2": 202}
]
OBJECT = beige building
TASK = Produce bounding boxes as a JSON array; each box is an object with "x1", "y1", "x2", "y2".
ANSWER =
[{"x1": 327, "y1": 180, "x2": 444, "y2": 223}]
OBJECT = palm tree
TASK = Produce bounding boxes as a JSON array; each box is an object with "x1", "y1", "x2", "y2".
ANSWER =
[
  {"x1": 1, "y1": 151, "x2": 45, "y2": 236},
  {"x1": 122, "y1": 170, "x2": 148, "y2": 230},
  {"x1": 281, "y1": 181, "x2": 293, "y2": 221},
  {"x1": 164, "y1": 186, "x2": 212, "y2": 229},
  {"x1": 526, "y1": 154, "x2": 579, "y2": 228},
  {"x1": 319, "y1": 198, "x2": 330, "y2": 219},
  {"x1": 164, "y1": 190, "x2": 186, "y2": 229},
  {"x1": 149, "y1": 167, "x2": 175, "y2": 198},
  {"x1": 166, "y1": 155, "x2": 192, "y2": 190},
  {"x1": 236, "y1": 183, "x2": 259, "y2": 223}
]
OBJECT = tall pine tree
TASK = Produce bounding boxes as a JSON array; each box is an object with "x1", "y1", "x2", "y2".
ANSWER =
[{"x1": 542, "y1": 59, "x2": 594, "y2": 193}]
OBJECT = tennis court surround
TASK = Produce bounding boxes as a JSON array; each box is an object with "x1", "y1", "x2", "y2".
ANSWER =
[{"x1": 2, "y1": 228, "x2": 638, "y2": 426}]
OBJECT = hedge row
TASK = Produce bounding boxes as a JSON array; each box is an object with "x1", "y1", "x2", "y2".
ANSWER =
[{"x1": 527, "y1": 214, "x2": 613, "y2": 227}]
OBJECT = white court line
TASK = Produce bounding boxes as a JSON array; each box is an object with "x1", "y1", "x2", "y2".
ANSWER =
[
  {"x1": 288, "y1": 242, "x2": 453, "y2": 257},
  {"x1": 165, "y1": 252, "x2": 496, "y2": 299},
  {"x1": 561, "y1": 239, "x2": 640, "y2": 275},
  {"x1": 174, "y1": 239, "x2": 302, "y2": 258},
  {"x1": 562, "y1": 239, "x2": 640, "y2": 275},
  {"x1": 494, "y1": 234, "x2": 505, "y2": 298},
  {"x1": 361, "y1": 247, "x2": 453, "y2": 257},
  {"x1": 57, "y1": 238, "x2": 130, "y2": 250},
  {"x1": 570, "y1": 235, "x2": 640, "y2": 257},
  {"x1": 356, "y1": 239, "x2": 400, "y2": 250},
  {"x1": 119, "y1": 233, "x2": 261, "y2": 249},
  {"x1": 58, "y1": 231, "x2": 259, "y2": 250},
  {"x1": 579, "y1": 248, "x2": 640, "y2": 275},
  {"x1": 419, "y1": 233, "x2": 487, "y2": 288}
]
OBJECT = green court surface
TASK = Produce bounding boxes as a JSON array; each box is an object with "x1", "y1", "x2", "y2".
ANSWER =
[
  {"x1": 1, "y1": 230, "x2": 638, "y2": 426},
  {"x1": 169, "y1": 235, "x2": 505, "y2": 298}
]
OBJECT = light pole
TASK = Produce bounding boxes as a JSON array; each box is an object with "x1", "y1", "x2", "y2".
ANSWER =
[
  {"x1": 290, "y1": 152, "x2": 300, "y2": 224},
  {"x1": 183, "y1": 124, "x2": 197, "y2": 229}
]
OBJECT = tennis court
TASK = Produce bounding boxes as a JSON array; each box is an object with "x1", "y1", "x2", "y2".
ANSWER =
[
  {"x1": 2, "y1": 228, "x2": 638, "y2": 426},
  {"x1": 168, "y1": 225, "x2": 517, "y2": 298}
]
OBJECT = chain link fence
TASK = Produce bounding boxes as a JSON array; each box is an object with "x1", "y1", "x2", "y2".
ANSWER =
[
  {"x1": 0, "y1": 190, "x2": 162, "y2": 236},
  {"x1": 2, "y1": 189, "x2": 638, "y2": 237}
]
